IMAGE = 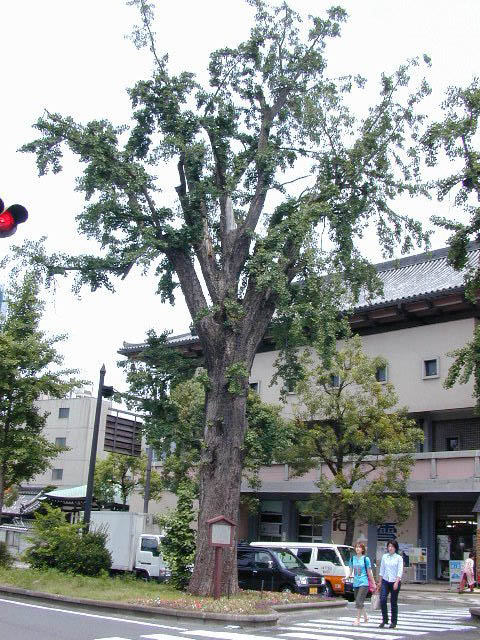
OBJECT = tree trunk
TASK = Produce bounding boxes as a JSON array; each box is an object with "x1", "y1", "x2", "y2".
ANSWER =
[
  {"x1": 188, "y1": 358, "x2": 250, "y2": 596},
  {"x1": 343, "y1": 510, "x2": 356, "y2": 548}
]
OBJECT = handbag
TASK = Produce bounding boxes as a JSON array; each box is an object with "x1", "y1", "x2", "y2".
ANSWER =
[
  {"x1": 370, "y1": 592, "x2": 381, "y2": 610},
  {"x1": 363, "y1": 556, "x2": 376, "y2": 592}
]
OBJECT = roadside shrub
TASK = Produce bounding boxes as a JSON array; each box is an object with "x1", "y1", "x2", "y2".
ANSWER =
[
  {"x1": 24, "y1": 504, "x2": 111, "y2": 576},
  {"x1": 157, "y1": 482, "x2": 196, "y2": 590},
  {"x1": 0, "y1": 541, "x2": 14, "y2": 568}
]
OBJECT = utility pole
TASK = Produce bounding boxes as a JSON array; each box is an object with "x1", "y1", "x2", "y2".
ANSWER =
[
  {"x1": 143, "y1": 445, "x2": 153, "y2": 514},
  {"x1": 83, "y1": 364, "x2": 114, "y2": 529}
]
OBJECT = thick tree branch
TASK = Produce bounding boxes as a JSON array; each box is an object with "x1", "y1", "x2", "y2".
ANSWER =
[{"x1": 175, "y1": 154, "x2": 221, "y2": 305}]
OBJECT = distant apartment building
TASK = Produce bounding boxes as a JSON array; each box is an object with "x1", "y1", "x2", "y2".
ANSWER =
[
  {"x1": 28, "y1": 390, "x2": 143, "y2": 494},
  {"x1": 119, "y1": 244, "x2": 480, "y2": 581}
]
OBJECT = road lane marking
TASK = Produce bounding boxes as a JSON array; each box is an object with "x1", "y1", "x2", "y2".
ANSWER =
[{"x1": 0, "y1": 598, "x2": 187, "y2": 630}]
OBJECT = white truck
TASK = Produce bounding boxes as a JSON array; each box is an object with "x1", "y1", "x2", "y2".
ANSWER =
[{"x1": 90, "y1": 510, "x2": 169, "y2": 581}]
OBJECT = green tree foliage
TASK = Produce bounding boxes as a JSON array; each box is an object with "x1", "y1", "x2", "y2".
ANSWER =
[
  {"x1": 24, "y1": 504, "x2": 112, "y2": 576},
  {"x1": 421, "y1": 80, "x2": 480, "y2": 404},
  {"x1": 94, "y1": 452, "x2": 163, "y2": 505},
  {"x1": 286, "y1": 335, "x2": 424, "y2": 546},
  {"x1": 0, "y1": 541, "x2": 14, "y2": 568},
  {"x1": 19, "y1": 0, "x2": 431, "y2": 594},
  {"x1": 0, "y1": 273, "x2": 77, "y2": 519},
  {"x1": 157, "y1": 481, "x2": 196, "y2": 590}
]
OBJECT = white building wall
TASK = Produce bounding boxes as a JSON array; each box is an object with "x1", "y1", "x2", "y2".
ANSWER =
[
  {"x1": 32, "y1": 396, "x2": 111, "y2": 488},
  {"x1": 250, "y1": 318, "x2": 476, "y2": 416}
]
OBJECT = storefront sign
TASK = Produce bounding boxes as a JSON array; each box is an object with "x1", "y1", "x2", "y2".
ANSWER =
[
  {"x1": 332, "y1": 515, "x2": 347, "y2": 532},
  {"x1": 449, "y1": 560, "x2": 464, "y2": 583},
  {"x1": 377, "y1": 523, "x2": 397, "y2": 541},
  {"x1": 437, "y1": 535, "x2": 450, "y2": 561}
]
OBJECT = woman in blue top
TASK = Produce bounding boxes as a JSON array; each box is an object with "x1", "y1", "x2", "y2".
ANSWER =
[{"x1": 347, "y1": 542, "x2": 376, "y2": 625}]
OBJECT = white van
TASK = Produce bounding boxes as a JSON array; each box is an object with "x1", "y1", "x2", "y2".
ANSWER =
[{"x1": 250, "y1": 541, "x2": 354, "y2": 597}]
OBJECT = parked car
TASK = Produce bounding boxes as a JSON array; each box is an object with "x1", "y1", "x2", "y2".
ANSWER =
[
  {"x1": 237, "y1": 545, "x2": 326, "y2": 595},
  {"x1": 250, "y1": 541, "x2": 354, "y2": 598}
]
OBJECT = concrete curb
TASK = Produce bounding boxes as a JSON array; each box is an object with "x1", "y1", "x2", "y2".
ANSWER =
[
  {"x1": 0, "y1": 585, "x2": 345, "y2": 627},
  {"x1": 468, "y1": 607, "x2": 480, "y2": 622}
]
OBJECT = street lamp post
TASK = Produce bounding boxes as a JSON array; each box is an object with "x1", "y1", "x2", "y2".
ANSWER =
[
  {"x1": 143, "y1": 445, "x2": 153, "y2": 514},
  {"x1": 83, "y1": 364, "x2": 113, "y2": 529}
]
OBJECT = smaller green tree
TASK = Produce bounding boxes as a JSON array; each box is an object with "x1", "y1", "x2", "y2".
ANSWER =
[
  {"x1": 122, "y1": 332, "x2": 296, "y2": 495},
  {"x1": 156, "y1": 481, "x2": 196, "y2": 590},
  {"x1": 0, "y1": 272, "x2": 78, "y2": 519},
  {"x1": 286, "y1": 335, "x2": 424, "y2": 546},
  {"x1": 24, "y1": 503, "x2": 111, "y2": 576},
  {"x1": 94, "y1": 452, "x2": 163, "y2": 506}
]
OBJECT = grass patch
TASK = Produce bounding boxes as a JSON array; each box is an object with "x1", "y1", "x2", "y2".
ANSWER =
[{"x1": 0, "y1": 567, "x2": 327, "y2": 613}]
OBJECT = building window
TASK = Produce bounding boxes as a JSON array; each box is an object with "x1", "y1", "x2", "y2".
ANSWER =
[
  {"x1": 249, "y1": 382, "x2": 260, "y2": 393},
  {"x1": 423, "y1": 358, "x2": 439, "y2": 379},
  {"x1": 297, "y1": 513, "x2": 323, "y2": 543},
  {"x1": 259, "y1": 500, "x2": 283, "y2": 541},
  {"x1": 375, "y1": 365, "x2": 388, "y2": 383},
  {"x1": 51, "y1": 468, "x2": 63, "y2": 481},
  {"x1": 58, "y1": 407, "x2": 70, "y2": 419},
  {"x1": 446, "y1": 437, "x2": 460, "y2": 452},
  {"x1": 55, "y1": 437, "x2": 67, "y2": 448}
]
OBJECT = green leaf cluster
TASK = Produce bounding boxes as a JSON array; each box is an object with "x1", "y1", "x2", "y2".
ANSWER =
[
  {"x1": 24, "y1": 504, "x2": 112, "y2": 576},
  {"x1": 156, "y1": 482, "x2": 196, "y2": 590},
  {"x1": 421, "y1": 79, "x2": 480, "y2": 406},
  {"x1": 94, "y1": 452, "x2": 163, "y2": 506},
  {"x1": 0, "y1": 541, "x2": 14, "y2": 568},
  {"x1": 0, "y1": 273, "x2": 79, "y2": 516}
]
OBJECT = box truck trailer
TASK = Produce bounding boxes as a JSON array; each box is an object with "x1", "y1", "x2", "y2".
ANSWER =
[{"x1": 90, "y1": 510, "x2": 169, "y2": 581}]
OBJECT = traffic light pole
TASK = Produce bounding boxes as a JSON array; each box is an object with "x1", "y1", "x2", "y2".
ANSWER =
[{"x1": 83, "y1": 364, "x2": 106, "y2": 529}]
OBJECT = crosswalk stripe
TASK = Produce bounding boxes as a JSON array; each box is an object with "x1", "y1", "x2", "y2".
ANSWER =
[
  {"x1": 369, "y1": 614, "x2": 466, "y2": 625},
  {"x1": 143, "y1": 635, "x2": 196, "y2": 640},
  {"x1": 415, "y1": 610, "x2": 470, "y2": 616},
  {"x1": 182, "y1": 631, "x2": 280, "y2": 640},
  {"x1": 284, "y1": 623, "x2": 401, "y2": 639},
  {"x1": 338, "y1": 616, "x2": 474, "y2": 631},
  {"x1": 364, "y1": 617, "x2": 476, "y2": 630},
  {"x1": 280, "y1": 634, "x2": 356, "y2": 640},
  {"x1": 307, "y1": 618, "x2": 426, "y2": 636}
]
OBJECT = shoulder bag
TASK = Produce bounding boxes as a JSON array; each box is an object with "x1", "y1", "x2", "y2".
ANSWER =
[{"x1": 363, "y1": 555, "x2": 376, "y2": 592}]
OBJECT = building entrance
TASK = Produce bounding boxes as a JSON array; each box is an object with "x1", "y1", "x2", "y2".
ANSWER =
[{"x1": 435, "y1": 500, "x2": 476, "y2": 580}]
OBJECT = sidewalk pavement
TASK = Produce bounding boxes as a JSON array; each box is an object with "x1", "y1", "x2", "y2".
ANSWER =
[{"x1": 402, "y1": 581, "x2": 479, "y2": 593}]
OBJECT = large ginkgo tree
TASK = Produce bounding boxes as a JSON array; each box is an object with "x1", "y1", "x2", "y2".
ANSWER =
[{"x1": 20, "y1": 0, "x2": 430, "y2": 595}]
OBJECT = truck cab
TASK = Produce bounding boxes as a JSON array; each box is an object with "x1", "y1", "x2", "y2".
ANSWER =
[{"x1": 135, "y1": 534, "x2": 169, "y2": 581}]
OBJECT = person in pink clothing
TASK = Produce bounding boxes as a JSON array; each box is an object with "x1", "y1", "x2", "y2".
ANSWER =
[{"x1": 459, "y1": 552, "x2": 475, "y2": 593}]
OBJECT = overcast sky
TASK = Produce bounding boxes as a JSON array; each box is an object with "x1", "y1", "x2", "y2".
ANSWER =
[{"x1": 0, "y1": 0, "x2": 478, "y2": 400}]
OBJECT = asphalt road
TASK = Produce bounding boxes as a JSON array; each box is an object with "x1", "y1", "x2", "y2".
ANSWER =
[{"x1": 0, "y1": 592, "x2": 479, "y2": 640}]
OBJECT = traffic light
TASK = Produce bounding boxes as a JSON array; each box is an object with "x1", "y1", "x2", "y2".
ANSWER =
[{"x1": 0, "y1": 198, "x2": 28, "y2": 238}]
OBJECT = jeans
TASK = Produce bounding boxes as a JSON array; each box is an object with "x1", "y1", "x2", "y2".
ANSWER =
[{"x1": 380, "y1": 578, "x2": 401, "y2": 624}]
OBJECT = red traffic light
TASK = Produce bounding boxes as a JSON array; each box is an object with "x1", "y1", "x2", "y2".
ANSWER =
[
  {"x1": 0, "y1": 211, "x2": 15, "y2": 234},
  {"x1": 0, "y1": 198, "x2": 28, "y2": 238}
]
